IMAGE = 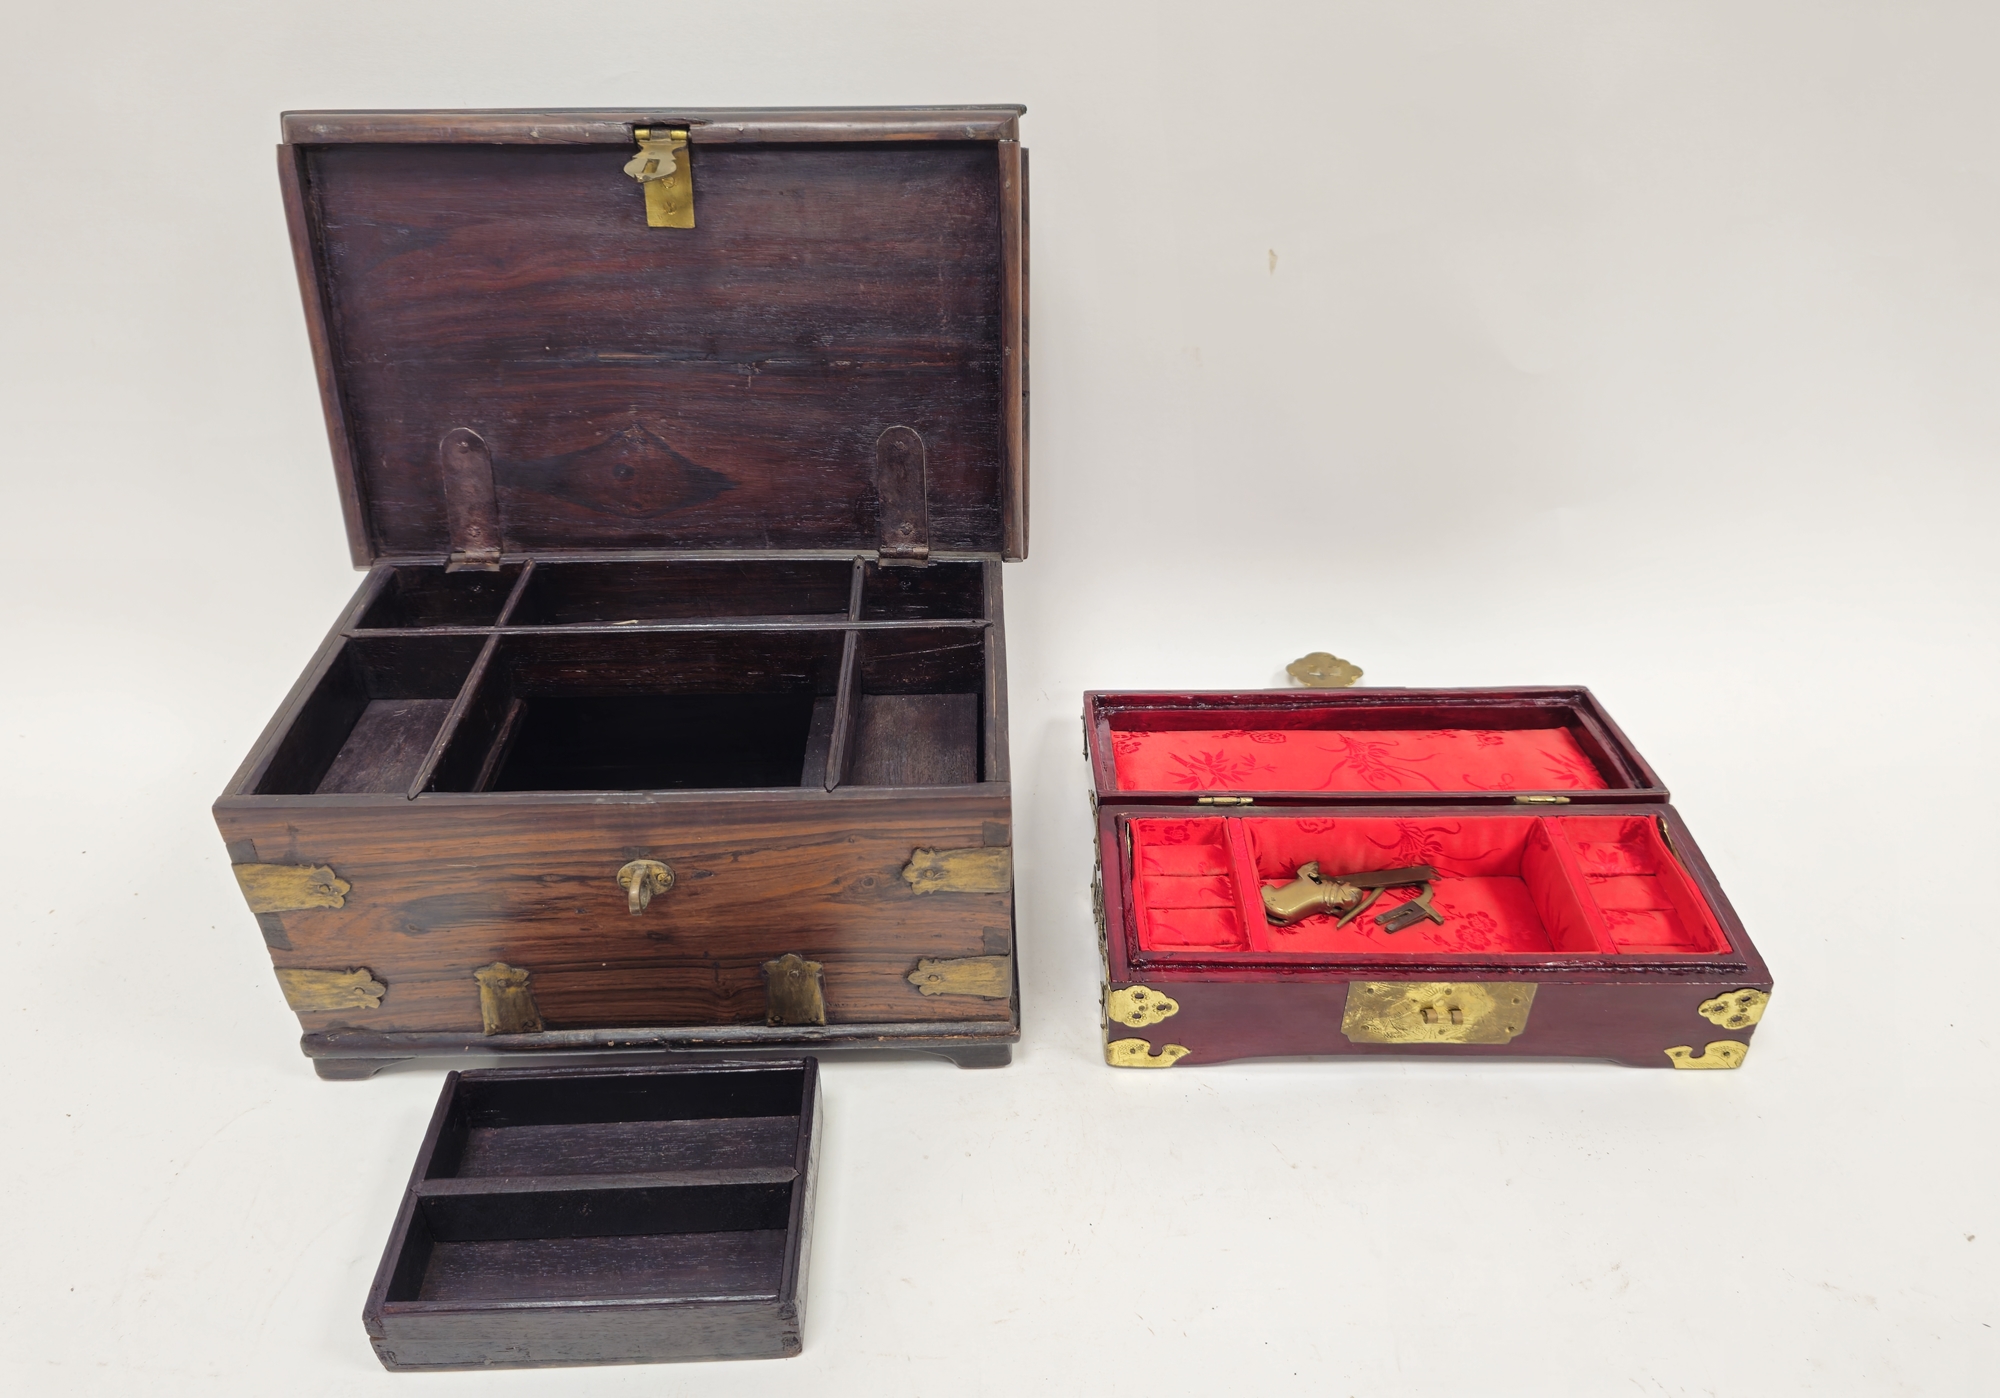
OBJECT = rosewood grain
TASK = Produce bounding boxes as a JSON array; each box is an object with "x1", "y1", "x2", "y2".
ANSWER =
[{"x1": 218, "y1": 108, "x2": 1028, "y2": 1076}]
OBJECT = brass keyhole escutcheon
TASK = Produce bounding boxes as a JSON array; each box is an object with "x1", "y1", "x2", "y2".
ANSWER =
[{"x1": 616, "y1": 859, "x2": 674, "y2": 914}]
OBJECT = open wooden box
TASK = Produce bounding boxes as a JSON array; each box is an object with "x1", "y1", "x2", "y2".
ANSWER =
[
  {"x1": 365, "y1": 1060, "x2": 819, "y2": 1369},
  {"x1": 215, "y1": 108, "x2": 1027, "y2": 1077},
  {"x1": 1087, "y1": 688, "x2": 1773, "y2": 1068}
]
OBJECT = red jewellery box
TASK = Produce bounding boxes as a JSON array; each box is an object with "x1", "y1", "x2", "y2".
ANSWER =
[{"x1": 1086, "y1": 687, "x2": 1773, "y2": 1070}]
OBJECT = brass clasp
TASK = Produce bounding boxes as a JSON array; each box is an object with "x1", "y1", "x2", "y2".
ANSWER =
[
  {"x1": 616, "y1": 859, "x2": 675, "y2": 914},
  {"x1": 625, "y1": 127, "x2": 694, "y2": 228}
]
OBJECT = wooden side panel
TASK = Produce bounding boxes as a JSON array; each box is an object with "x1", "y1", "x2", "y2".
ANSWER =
[{"x1": 217, "y1": 791, "x2": 1014, "y2": 1033}]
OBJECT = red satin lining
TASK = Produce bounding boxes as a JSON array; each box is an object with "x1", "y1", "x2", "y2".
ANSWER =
[
  {"x1": 1129, "y1": 814, "x2": 1727, "y2": 957},
  {"x1": 1110, "y1": 727, "x2": 1609, "y2": 792}
]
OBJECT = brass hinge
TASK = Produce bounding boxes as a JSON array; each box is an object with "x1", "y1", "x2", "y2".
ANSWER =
[
  {"x1": 626, "y1": 127, "x2": 694, "y2": 228},
  {"x1": 1513, "y1": 794, "x2": 1571, "y2": 805},
  {"x1": 1196, "y1": 795, "x2": 1254, "y2": 806}
]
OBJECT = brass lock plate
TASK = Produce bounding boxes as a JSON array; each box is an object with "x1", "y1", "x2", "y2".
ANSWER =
[{"x1": 1341, "y1": 982, "x2": 1536, "y2": 1045}]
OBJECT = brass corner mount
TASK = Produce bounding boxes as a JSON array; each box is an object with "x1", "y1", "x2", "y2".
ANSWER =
[{"x1": 1287, "y1": 652, "x2": 1362, "y2": 688}]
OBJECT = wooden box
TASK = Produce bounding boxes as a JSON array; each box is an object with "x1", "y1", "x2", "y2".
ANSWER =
[
  {"x1": 215, "y1": 108, "x2": 1027, "y2": 1077},
  {"x1": 365, "y1": 1060, "x2": 819, "y2": 1369},
  {"x1": 1086, "y1": 688, "x2": 1773, "y2": 1069}
]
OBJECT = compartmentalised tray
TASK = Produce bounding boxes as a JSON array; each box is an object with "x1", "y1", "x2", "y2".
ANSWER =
[
  {"x1": 365, "y1": 1060, "x2": 820, "y2": 1370},
  {"x1": 258, "y1": 558, "x2": 998, "y2": 799}
]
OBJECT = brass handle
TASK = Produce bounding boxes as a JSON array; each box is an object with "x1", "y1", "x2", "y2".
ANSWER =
[{"x1": 616, "y1": 859, "x2": 674, "y2": 914}]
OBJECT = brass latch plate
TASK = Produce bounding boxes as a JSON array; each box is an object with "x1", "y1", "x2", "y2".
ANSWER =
[
  {"x1": 1341, "y1": 981, "x2": 1536, "y2": 1045},
  {"x1": 625, "y1": 127, "x2": 693, "y2": 228}
]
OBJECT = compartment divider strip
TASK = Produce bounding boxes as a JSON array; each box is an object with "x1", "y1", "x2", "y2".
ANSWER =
[
  {"x1": 1223, "y1": 817, "x2": 1272, "y2": 952},
  {"x1": 982, "y1": 560, "x2": 1009, "y2": 783},
  {"x1": 847, "y1": 557, "x2": 866, "y2": 619},
  {"x1": 1535, "y1": 816, "x2": 1621, "y2": 955},
  {"x1": 343, "y1": 618, "x2": 990, "y2": 637},
  {"x1": 413, "y1": 1167, "x2": 798, "y2": 1197},
  {"x1": 823, "y1": 631, "x2": 862, "y2": 791},
  {"x1": 493, "y1": 558, "x2": 536, "y2": 627},
  {"x1": 404, "y1": 633, "x2": 500, "y2": 800}
]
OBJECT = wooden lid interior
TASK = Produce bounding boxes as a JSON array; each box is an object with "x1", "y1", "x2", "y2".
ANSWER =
[{"x1": 286, "y1": 110, "x2": 1023, "y2": 564}]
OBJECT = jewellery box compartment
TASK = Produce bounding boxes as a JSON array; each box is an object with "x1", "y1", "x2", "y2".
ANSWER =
[{"x1": 1087, "y1": 688, "x2": 1771, "y2": 1070}]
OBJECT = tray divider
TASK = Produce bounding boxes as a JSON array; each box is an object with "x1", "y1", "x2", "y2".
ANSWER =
[
  {"x1": 847, "y1": 557, "x2": 866, "y2": 619},
  {"x1": 404, "y1": 633, "x2": 500, "y2": 799},
  {"x1": 1223, "y1": 818, "x2": 1274, "y2": 952},
  {"x1": 982, "y1": 560, "x2": 1008, "y2": 783},
  {"x1": 413, "y1": 1166, "x2": 798, "y2": 1197},
  {"x1": 1534, "y1": 816, "x2": 1621, "y2": 955},
  {"x1": 493, "y1": 558, "x2": 536, "y2": 627},
  {"x1": 821, "y1": 631, "x2": 862, "y2": 791}
]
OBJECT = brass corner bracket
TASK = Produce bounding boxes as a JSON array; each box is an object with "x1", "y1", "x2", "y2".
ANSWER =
[
  {"x1": 902, "y1": 846, "x2": 1012, "y2": 895},
  {"x1": 234, "y1": 863, "x2": 350, "y2": 914},
  {"x1": 1107, "y1": 985, "x2": 1179, "y2": 1028},
  {"x1": 276, "y1": 967, "x2": 385, "y2": 1013},
  {"x1": 907, "y1": 956, "x2": 1012, "y2": 998},
  {"x1": 764, "y1": 953, "x2": 827, "y2": 1026},
  {"x1": 1698, "y1": 988, "x2": 1769, "y2": 1029},
  {"x1": 473, "y1": 961, "x2": 543, "y2": 1036},
  {"x1": 1106, "y1": 1038, "x2": 1189, "y2": 1068},
  {"x1": 1665, "y1": 1040, "x2": 1748, "y2": 1070}
]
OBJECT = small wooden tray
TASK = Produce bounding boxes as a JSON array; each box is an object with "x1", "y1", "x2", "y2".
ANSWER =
[{"x1": 364, "y1": 1060, "x2": 819, "y2": 1370}]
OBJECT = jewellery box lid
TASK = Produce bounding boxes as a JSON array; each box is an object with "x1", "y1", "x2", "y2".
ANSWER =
[
  {"x1": 280, "y1": 107, "x2": 1027, "y2": 569},
  {"x1": 1085, "y1": 685, "x2": 1669, "y2": 804}
]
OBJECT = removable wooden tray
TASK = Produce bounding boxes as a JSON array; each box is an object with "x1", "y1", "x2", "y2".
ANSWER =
[{"x1": 364, "y1": 1060, "x2": 819, "y2": 1370}]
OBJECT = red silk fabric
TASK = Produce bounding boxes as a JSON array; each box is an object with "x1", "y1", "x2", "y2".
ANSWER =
[
  {"x1": 1111, "y1": 727, "x2": 1609, "y2": 793},
  {"x1": 1129, "y1": 814, "x2": 1725, "y2": 958}
]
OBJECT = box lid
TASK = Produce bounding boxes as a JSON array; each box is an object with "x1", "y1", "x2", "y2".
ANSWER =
[
  {"x1": 281, "y1": 108, "x2": 1027, "y2": 567},
  {"x1": 1085, "y1": 687, "x2": 1668, "y2": 804}
]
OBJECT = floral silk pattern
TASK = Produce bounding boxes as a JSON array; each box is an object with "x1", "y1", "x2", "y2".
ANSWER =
[
  {"x1": 1125, "y1": 814, "x2": 1726, "y2": 958},
  {"x1": 1111, "y1": 727, "x2": 1610, "y2": 793}
]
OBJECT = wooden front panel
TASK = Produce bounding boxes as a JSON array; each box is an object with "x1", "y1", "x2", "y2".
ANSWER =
[
  {"x1": 1104, "y1": 974, "x2": 1772, "y2": 1069},
  {"x1": 218, "y1": 790, "x2": 1013, "y2": 1034}
]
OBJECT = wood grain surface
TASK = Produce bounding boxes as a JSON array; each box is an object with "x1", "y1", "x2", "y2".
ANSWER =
[
  {"x1": 219, "y1": 789, "x2": 1014, "y2": 1033},
  {"x1": 293, "y1": 137, "x2": 1018, "y2": 561}
]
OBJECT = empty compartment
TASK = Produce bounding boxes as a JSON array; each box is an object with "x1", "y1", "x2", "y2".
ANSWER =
[
  {"x1": 507, "y1": 560, "x2": 855, "y2": 626},
  {"x1": 254, "y1": 635, "x2": 485, "y2": 795},
  {"x1": 859, "y1": 560, "x2": 986, "y2": 619},
  {"x1": 378, "y1": 1064, "x2": 811, "y2": 1309},
  {"x1": 847, "y1": 628, "x2": 985, "y2": 786},
  {"x1": 1101, "y1": 695, "x2": 1629, "y2": 794},
  {"x1": 355, "y1": 564, "x2": 524, "y2": 629},
  {"x1": 1558, "y1": 817, "x2": 1730, "y2": 954},
  {"x1": 428, "y1": 630, "x2": 845, "y2": 792},
  {"x1": 425, "y1": 1067, "x2": 807, "y2": 1181},
  {"x1": 1126, "y1": 818, "x2": 1248, "y2": 951}
]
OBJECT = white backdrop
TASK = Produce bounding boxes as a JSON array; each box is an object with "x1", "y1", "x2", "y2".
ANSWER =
[{"x1": 3, "y1": 4, "x2": 1995, "y2": 1394}]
